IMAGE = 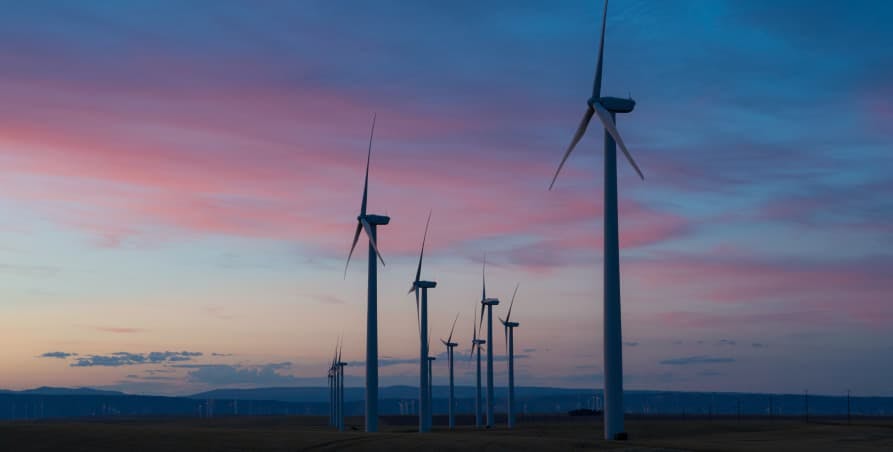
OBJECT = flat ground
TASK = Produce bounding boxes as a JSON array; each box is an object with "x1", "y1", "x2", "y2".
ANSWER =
[{"x1": 1, "y1": 416, "x2": 891, "y2": 451}]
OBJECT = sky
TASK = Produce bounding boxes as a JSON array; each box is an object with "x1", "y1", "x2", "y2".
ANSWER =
[{"x1": 0, "y1": 0, "x2": 891, "y2": 397}]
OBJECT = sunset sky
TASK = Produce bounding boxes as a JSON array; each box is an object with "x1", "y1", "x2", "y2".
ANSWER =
[{"x1": 0, "y1": 0, "x2": 891, "y2": 396}]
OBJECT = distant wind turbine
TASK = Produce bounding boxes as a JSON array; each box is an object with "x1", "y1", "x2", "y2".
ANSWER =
[
  {"x1": 499, "y1": 284, "x2": 520, "y2": 429},
  {"x1": 344, "y1": 114, "x2": 390, "y2": 433},
  {"x1": 548, "y1": 0, "x2": 643, "y2": 441},
  {"x1": 408, "y1": 212, "x2": 436, "y2": 433},
  {"x1": 441, "y1": 313, "x2": 460, "y2": 430},
  {"x1": 479, "y1": 256, "x2": 499, "y2": 428},
  {"x1": 328, "y1": 342, "x2": 337, "y2": 427},
  {"x1": 427, "y1": 353, "x2": 436, "y2": 427},
  {"x1": 336, "y1": 340, "x2": 348, "y2": 432},
  {"x1": 469, "y1": 301, "x2": 486, "y2": 428}
]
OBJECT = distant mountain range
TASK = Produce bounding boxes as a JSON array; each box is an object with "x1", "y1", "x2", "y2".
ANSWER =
[{"x1": 1, "y1": 386, "x2": 891, "y2": 420}]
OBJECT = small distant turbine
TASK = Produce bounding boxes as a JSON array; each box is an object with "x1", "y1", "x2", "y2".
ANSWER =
[
  {"x1": 328, "y1": 342, "x2": 337, "y2": 427},
  {"x1": 548, "y1": 0, "x2": 644, "y2": 441},
  {"x1": 499, "y1": 284, "x2": 520, "y2": 429},
  {"x1": 427, "y1": 354, "x2": 436, "y2": 427},
  {"x1": 478, "y1": 256, "x2": 500, "y2": 428},
  {"x1": 344, "y1": 114, "x2": 390, "y2": 433},
  {"x1": 336, "y1": 341, "x2": 348, "y2": 432},
  {"x1": 408, "y1": 212, "x2": 436, "y2": 433},
  {"x1": 440, "y1": 313, "x2": 460, "y2": 430},
  {"x1": 469, "y1": 301, "x2": 486, "y2": 428}
]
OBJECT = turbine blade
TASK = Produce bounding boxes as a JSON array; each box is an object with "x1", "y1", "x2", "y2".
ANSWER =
[
  {"x1": 478, "y1": 303, "x2": 486, "y2": 336},
  {"x1": 594, "y1": 102, "x2": 645, "y2": 180},
  {"x1": 506, "y1": 283, "x2": 519, "y2": 322},
  {"x1": 344, "y1": 222, "x2": 363, "y2": 278},
  {"x1": 360, "y1": 113, "x2": 376, "y2": 217},
  {"x1": 441, "y1": 338, "x2": 448, "y2": 347},
  {"x1": 361, "y1": 218, "x2": 386, "y2": 266},
  {"x1": 481, "y1": 253, "x2": 487, "y2": 300},
  {"x1": 592, "y1": 0, "x2": 609, "y2": 99},
  {"x1": 414, "y1": 210, "x2": 431, "y2": 284},
  {"x1": 549, "y1": 107, "x2": 595, "y2": 190},
  {"x1": 447, "y1": 312, "x2": 459, "y2": 343}
]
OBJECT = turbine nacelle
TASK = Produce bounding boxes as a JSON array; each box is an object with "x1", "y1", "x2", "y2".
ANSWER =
[
  {"x1": 589, "y1": 96, "x2": 636, "y2": 114},
  {"x1": 427, "y1": 356, "x2": 437, "y2": 361},
  {"x1": 482, "y1": 298, "x2": 500, "y2": 306},
  {"x1": 360, "y1": 214, "x2": 391, "y2": 226},
  {"x1": 502, "y1": 320, "x2": 519, "y2": 328},
  {"x1": 473, "y1": 339, "x2": 486, "y2": 345},
  {"x1": 441, "y1": 340, "x2": 458, "y2": 347},
  {"x1": 413, "y1": 280, "x2": 437, "y2": 289}
]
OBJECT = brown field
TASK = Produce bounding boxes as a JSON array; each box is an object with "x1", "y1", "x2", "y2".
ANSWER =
[{"x1": 1, "y1": 416, "x2": 892, "y2": 451}]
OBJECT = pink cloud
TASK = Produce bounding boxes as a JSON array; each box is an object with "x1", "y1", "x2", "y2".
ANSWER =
[{"x1": 634, "y1": 252, "x2": 893, "y2": 328}]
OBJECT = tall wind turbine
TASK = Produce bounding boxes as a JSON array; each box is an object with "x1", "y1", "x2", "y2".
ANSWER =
[
  {"x1": 441, "y1": 313, "x2": 460, "y2": 430},
  {"x1": 469, "y1": 301, "x2": 486, "y2": 428},
  {"x1": 479, "y1": 257, "x2": 499, "y2": 428},
  {"x1": 548, "y1": 0, "x2": 644, "y2": 440},
  {"x1": 499, "y1": 284, "x2": 520, "y2": 429},
  {"x1": 408, "y1": 212, "x2": 436, "y2": 433},
  {"x1": 345, "y1": 114, "x2": 390, "y2": 433}
]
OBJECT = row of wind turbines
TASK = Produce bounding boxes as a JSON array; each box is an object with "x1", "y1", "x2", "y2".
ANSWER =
[{"x1": 328, "y1": 0, "x2": 642, "y2": 440}]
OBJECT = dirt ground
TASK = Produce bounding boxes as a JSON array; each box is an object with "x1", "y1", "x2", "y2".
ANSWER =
[{"x1": 1, "y1": 416, "x2": 891, "y2": 451}]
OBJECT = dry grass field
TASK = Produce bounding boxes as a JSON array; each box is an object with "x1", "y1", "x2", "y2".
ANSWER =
[{"x1": 1, "y1": 416, "x2": 891, "y2": 451}]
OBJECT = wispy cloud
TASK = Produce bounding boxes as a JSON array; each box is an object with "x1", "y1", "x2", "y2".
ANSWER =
[
  {"x1": 175, "y1": 362, "x2": 317, "y2": 386},
  {"x1": 38, "y1": 351, "x2": 77, "y2": 359},
  {"x1": 70, "y1": 351, "x2": 203, "y2": 367},
  {"x1": 92, "y1": 326, "x2": 145, "y2": 334},
  {"x1": 659, "y1": 356, "x2": 736, "y2": 366},
  {"x1": 312, "y1": 294, "x2": 347, "y2": 305}
]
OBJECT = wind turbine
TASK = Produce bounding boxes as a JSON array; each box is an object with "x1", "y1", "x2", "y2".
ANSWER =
[
  {"x1": 469, "y1": 301, "x2": 486, "y2": 428},
  {"x1": 344, "y1": 114, "x2": 390, "y2": 433},
  {"x1": 441, "y1": 313, "x2": 460, "y2": 430},
  {"x1": 408, "y1": 212, "x2": 436, "y2": 433},
  {"x1": 427, "y1": 353, "x2": 436, "y2": 427},
  {"x1": 548, "y1": 0, "x2": 643, "y2": 441},
  {"x1": 336, "y1": 341, "x2": 348, "y2": 432},
  {"x1": 479, "y1": 256, "x2": 499, "y2": 428},
  {"x1": 499, "y1": 284, "x2": 520, "y2": 429},
  {"x1": 328, "y1": 343, "x2": 337, "y2": 427}
]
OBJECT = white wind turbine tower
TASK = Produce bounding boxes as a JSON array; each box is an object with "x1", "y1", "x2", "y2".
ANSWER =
[
  {"x1": 408, "y1": 212, "x2": 436, "y2": 433},
  {"x1": 469, "y1": 301, "x2": 486, "y2": 428},
  {"x1": 548, "y1": 0, "x2": 644, "y2": 441},
  {"x1": 344, "y1": 114, "x2": 390, "y2": 433},
  {"x1": 499, "y1": 284, "x2": 520, "y2": 429},
  {"x1": 440, "y1": 313, "x2": 460, "y2": 430},
  {"x1": 479, "y1": 257, "x2": 499, "y2": 428}
]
